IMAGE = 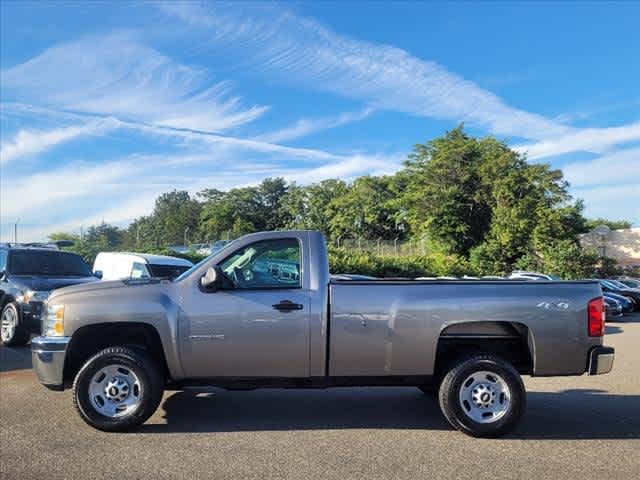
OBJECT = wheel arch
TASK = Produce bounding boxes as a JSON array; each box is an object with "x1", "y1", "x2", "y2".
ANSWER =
[
  {"x1": 63, "y1": 322, "x2": 170, "y2": 385},
  {"x1": 435, "y1": 321, "x2": 534, "y2": 376}
]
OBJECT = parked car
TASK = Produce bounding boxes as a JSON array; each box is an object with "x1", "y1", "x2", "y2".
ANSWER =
[
  {"x1": 599, "y1": 280, "x2": 640, "y2": 311},
  {"x1": 93, "y1": 252, "x2": 193, "y2": 281},
  {"x1": 604, "y1": 296, "x2": 623, "y2": 320},
  {"x1": 603, "y1": 292, "x2": 634, "y2": 314},
  {"x1": 1, "y1": 243, "x2": 98, "y2": 345},
  {"x1": 607, "y1": 279, "x2": 640, "y2": 292},
  {"x1": 615, "y1": 277, "x2": 640, "y2": 289},
  {"x1": 508, "y1": 271, "x2": 561, "y2": 281},
  {"x1": 32, "y1": 230, "x2": 614, "y2": 438}
]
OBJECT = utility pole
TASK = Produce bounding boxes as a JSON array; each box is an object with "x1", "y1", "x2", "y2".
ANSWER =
[{"x1": 14, "y1": 218, "x2": 20, "y2": 243}]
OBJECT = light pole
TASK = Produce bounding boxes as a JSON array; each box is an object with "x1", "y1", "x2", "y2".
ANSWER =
[
  {"x1": 14, "y1": 218, "x2": 20, "y2": 243},
  {"x1": 184, "y1": 226, "x2": 190, "y2": 249}
]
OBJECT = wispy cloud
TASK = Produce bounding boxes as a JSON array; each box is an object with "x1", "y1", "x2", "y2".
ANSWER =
[
  {"x1": 1, "y1": 32, "x2": 267, "y2": 133},
  {"x1": 0, "y1": 103, "x2": 349, "y2": 164},
  {"x1": 514, "y1": 122, "x2": 640, "y2": 160},
  {"x1": 160, "y1": 3, "x2": 572, "y2": 141},
  {"x1": 0, "y1": 118, "x2": 119, "y2": 164},
  {"x1": 573, "y1": 184, "x2": 640, "y2": 223},
  {"x1": 1, "y1": 142, "x2": 404, "y2": 241},
  {"x1": 563, "y1": 147, "x2": 640, "y2": 187},
  {"x1": 256, "y1": 107, "x2": 374, "y2": 143},
  {"x1": 161, "y1": 3, "x2": 640, "y2": 157}
]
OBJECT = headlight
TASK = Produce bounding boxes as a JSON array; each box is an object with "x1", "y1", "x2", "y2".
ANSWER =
[
  {"x1": 43, "y1": 304, "x2": 65, "y2": 336},
  {"x1": 17, "y1": 290, "x2": 50, "y2": 303}
]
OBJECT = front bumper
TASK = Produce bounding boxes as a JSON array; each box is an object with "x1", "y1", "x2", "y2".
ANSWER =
[
  {"x1": 31, "y1": 336, "x2": 70, "y2": 391},
  {"x1": 587, "y1": 346, "x2": 615, "y2": 375}
]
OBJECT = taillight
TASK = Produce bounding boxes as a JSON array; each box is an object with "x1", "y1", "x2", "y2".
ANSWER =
[{"x1": 588, "y1": 297, "x2": 605, "y2": 337}]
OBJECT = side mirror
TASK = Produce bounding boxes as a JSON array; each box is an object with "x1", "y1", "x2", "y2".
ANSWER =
[
  {"x1": 201, "y1": 266, "x2": 222, "y2": 291},
  {"x1": 94, "y1": 270, "x2": 103, "y2": 279}
]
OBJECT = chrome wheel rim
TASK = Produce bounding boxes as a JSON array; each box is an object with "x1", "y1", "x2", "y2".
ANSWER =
[
  {"x1": 458, "y1": 370, "x2": 511, "y2": 423},
  {"x1": 88, "y1": 364, "x2": 142, "y2": 418},
  {"x1": 1, "y1": 307, "x2": 17, "y2": 342}
]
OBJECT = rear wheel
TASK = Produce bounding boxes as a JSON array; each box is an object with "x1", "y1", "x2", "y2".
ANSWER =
[
  {"x1": 438, "y1": 354, "x2": 526, "y2": 438},
  {"x1": 1, "y1": 302, "x2": 30, "y2": 346},
  {"x1": 72, "y1": 347, "x2": 164, "y2": 431}
]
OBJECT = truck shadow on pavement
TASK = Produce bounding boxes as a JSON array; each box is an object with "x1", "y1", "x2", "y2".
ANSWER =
[
  {"x1": 140, "y1": 387, "x2": 640, "y2": 440},
  {"x1": 0, "y1": 344, "x2": 33, "y2": 373}
]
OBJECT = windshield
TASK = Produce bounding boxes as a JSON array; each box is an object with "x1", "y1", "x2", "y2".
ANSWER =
[
  {"x1": 174, "y1": 254, "x2": 213, "y2": 282},
  {"x1": 174, "y1": 240, "x2": 236, "y2": 282},
  {"x1": 9, "y1": 250, "x2": 92, "y2": 277},
  {"x1": 147, "y1": 264, "x2": 191, "y2": 280}
]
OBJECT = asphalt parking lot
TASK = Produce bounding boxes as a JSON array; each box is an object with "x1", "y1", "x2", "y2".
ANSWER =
[{"x1": 2, "y1": 316, "x2": 639, "y2": 480}]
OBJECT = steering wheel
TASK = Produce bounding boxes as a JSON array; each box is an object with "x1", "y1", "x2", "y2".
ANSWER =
[
  {"x1": 232, "y1": 267, "x2": 246, "y2": 286},
  {"x1": 243, "y1": 269, "x2": 254, "y2": 282}
]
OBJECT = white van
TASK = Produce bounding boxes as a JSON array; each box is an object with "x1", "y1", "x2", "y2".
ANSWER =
[{"x1": 93, "y1": 252, "x2": 193, "y2": 281}]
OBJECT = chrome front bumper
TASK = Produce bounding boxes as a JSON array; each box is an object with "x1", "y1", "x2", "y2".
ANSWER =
[
  {"x1": 587, "y1": 346, "x2": 615, "y2": 375},
  {"x1": 31, "y1": 336, "x2": 70, "y2": 391}
]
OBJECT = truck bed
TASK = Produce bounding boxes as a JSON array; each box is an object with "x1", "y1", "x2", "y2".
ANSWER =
[{"x1": 328, "y1": 279, "x2": 602, "y2": 377}]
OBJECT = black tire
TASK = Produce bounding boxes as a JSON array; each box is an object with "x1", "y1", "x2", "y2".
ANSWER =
[
  {"x1": 438, "y1": 354, "x2": 526, "y2": 438},
  {"x1": 0, "y1": 302, "x2": 30, "y2": 346},
  {"x1": 72, "y1": 346, "x2": 164, "y2": 432}
]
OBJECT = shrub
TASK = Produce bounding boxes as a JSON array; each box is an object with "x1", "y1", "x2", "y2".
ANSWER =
[{"x1": 328, "y1": 247, "x2": 472, "y2": 278}]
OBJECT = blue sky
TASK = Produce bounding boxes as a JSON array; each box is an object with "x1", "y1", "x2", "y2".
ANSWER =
[{"x1": 1, "y1": 1, "x2": 639, "y2": 241}]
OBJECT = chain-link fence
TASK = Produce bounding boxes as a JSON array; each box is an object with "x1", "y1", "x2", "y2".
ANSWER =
[{"x1": 333, "y1": 238, "x2": 427, "y2": 257}]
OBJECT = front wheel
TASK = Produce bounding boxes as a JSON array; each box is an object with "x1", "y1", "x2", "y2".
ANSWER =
[
  {"x1": 438, "y1": 354, "x2": 526, "y2": 438},
  {"x1": 1, "y1": 302, "x2": 30, "y2": 346},
  {"x1": 72, "y1": 347, "x2": 164, "y2": 431}
]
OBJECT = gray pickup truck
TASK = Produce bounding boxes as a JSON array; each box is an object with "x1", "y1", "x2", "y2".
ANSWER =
[{"x1": 32, "y1": 230, "x2": 614, "y2": 437}]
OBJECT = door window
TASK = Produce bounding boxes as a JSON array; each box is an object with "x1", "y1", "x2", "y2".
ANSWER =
[
  {"x1": 130, "y1": 262, "x2": 150, "y2": 279},
  {"x1": 218, "y1": 238, "x2": 301, "y2": 289}
]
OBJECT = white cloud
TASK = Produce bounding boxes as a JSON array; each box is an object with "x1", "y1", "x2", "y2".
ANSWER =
[
  {"x1": 1, "y1": 33, "x2": 267, "y2": 133},
  {"x1": 1, "y1": 142, "x2": 403, "y2": 241},
  {"x1": 0, "y1": 118, "x2": 119, "y2": 164},
  {"x1": 161, "y1": 3, "x2": 640, "y2": 157},
  {"x1": 0, "y1": 159, "x2": 137, "y2": 219},
  {"x1": 160, "y1": 3, "x2": 572, "y2": 141},
  {"x1": 282, "y1": 153, "x2": 402, "y2": 184},
  {"x1": 0, "y1": 104, "x2": 351, "y2": 164},
  {"x1": 515, "y1": 122, "x2": 640, "y2": 160},
  {"x1": 572, "y1": 184, "x2": 640, "y2": 224},
  {"x1": 256, "y1": 107, "x2": 374, "y2": 143},
  {"x1": 562, "y1": 147, "x2": 640, "y2": 187}
]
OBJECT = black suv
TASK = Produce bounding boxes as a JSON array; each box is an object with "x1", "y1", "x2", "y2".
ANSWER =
[{"x1": 0, "y1": 243, "x2": 98, "y2": 345}]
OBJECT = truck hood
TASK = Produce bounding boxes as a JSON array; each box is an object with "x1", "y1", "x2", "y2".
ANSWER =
[
  {"x1": 9, "y1": 275, "x2": 98, "y2": 293},
  {"x1": 48, "y1": 277, "x2": 169, "y2": 301}
]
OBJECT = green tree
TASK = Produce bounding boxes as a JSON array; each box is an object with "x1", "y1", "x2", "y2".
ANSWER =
[
  {"x1": 49, "y1": 222, "x2": 124, "y2": 265},
  {"x1": 279, "y1": 179, "x2": 349, "y2": 236},
  {"x1": 583, "y1": 218, "x2": 632, "y2": 232},
  {"x1": 151, "y1": 191, "x2": 201, "y2": 246},
  {"x1": 327, "y1": 176, "x2": 401, "y2": 240},
  {"x1": 401, "y1": 126, "x2": 493, "y2": 255}
]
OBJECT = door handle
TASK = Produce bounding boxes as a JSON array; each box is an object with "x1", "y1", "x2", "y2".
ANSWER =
[{"x1": 272, "y1": 300, "x2": 303, "y2": 312}]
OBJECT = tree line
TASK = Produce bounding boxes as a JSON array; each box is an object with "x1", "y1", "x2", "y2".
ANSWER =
[{"x1": 50, "y1": 126, "x2": 631, "y2": 278}]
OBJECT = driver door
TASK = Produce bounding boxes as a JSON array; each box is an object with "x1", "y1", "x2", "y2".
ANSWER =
[{"x1": 178, "y1": 237, "x2": 310, "y2": 378}]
